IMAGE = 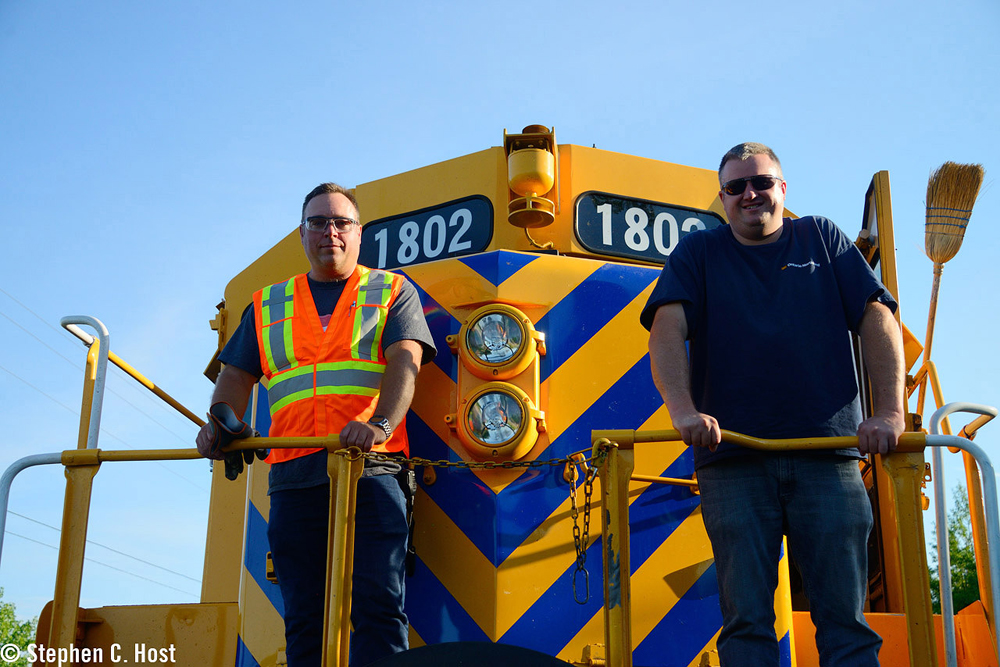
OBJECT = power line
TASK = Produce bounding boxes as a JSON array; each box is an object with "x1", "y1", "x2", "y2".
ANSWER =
[
  {"x1": 0, "y1": 291, "x2": 211, "y2": 600},
  {"x1": 0, "y1": 363, "x2": 79, "y2": 416},
  {"x1": 7, "y1": 511, "x2": 201, "y2": 584},
  {"x1": 0, "y1": 309, "x2": 83, "y2": 370},
  {"x1": 0, "y1": 363, "x2": 209, "y2": 494},
  {"x1": 5, "y1": 532, "x2": 199, "y2": 599},
  {"x1": 0, "y1": 288, "x2": 203, "y2": 435},
  {"x1": 0, "y1": 302, "x2": 198, "y2": 445},
  {"x1": 0, "y1": 361, "x2": 210, "y2": 490}
]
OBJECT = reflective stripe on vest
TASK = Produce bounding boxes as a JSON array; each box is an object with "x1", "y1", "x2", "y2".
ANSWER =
[
  {"x1": 267, "y1": 362, "x2": 384, "y2": 413},
  {"x1": 260, "y1": 278, "x2": 297, "y2": 372},
  {"x1": 352, "y1": 270, "x2": 394, "y2": 362}
]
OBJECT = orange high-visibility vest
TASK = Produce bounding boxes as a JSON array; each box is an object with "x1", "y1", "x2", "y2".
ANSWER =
[{"x1": 253, "y1": 267, "x2": 409, "y2": 463}]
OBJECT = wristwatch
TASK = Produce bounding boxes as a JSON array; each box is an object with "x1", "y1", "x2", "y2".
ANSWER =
[{"x1": 368, "y1": 415, "x2": 392, "y2": 439}]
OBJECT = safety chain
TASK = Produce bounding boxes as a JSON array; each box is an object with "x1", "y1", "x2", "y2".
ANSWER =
[
  {"x1": 334, "y1": 443, "x2": 609, "y2": 605},
  {"x1": 336, "y1": 447, "x2": 589, "y2": 472},
  {"x1": 569, "y1": 457, "x2": 598, "y2": 604}
]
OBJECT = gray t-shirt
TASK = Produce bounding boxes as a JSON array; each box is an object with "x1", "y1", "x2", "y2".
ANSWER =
[{"x1": 218, "y1": 271, "x2": 436, "y2": 492}]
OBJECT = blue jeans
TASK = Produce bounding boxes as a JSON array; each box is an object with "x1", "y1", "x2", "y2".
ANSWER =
[
  {"x1": 268, "y1": 473, "x2": 410, "y2": 667},
  {"x1": 698, "y1": 454, "x2": 882, "y2": 667}
]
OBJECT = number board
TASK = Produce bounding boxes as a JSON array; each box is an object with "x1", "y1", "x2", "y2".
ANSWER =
[
  {"x1": 575, "y1": 191, "x2": 724, "y2": 264},
  {"x1": 359, "y1": 196, "x2": 493, "y2": 270}
]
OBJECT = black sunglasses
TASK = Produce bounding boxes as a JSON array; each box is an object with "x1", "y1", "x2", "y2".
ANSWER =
[{"x1": 721, "y1": 175, "x2": 783, "y2": 196}]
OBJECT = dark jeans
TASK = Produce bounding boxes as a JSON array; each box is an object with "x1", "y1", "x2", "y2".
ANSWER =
[
  {"x1": 268, "y1": 473, "x2": 409, "y2": 667},
  {"x1": 698, "y1": 454, "x2": 882, "y2": 667}
]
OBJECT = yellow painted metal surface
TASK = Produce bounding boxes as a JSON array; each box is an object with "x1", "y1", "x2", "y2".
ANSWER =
[
  {"x1": 870, "y1": 170, "x2": 901, "y2": 308},
  {"x1": 46, "y1": 462, "x2": 99, "y2": 660},
  {"x1": 793, "y1": 612, "x2": 950, "y2": 666},
  {"x1": 76, "y1": 340, "x2": 100, "y2": 450},
  {"x1": 962, "y1": 452, "x2": 995, "y2": 634},
  {"x1": 202, "y1": 465, "x2": 256, "y2": 605},
  {"x1": 901, "y1": 322, "x2": 924, "y2": 374},
  {"x1": 36, "y1": 602, "x2": 240, "y2": 667},
  {"x1": 599, "y1": 442, "x2": 635, "y2": 667},
  {"x1": 322, "y1": 452, "x2": 364, "y2": 667},
  {"x1": 955, "y1": 601, "x2": 999, "y2": 667},
  {"x1": 882, "y1": 452, "x2": 938, "y2": 667}
]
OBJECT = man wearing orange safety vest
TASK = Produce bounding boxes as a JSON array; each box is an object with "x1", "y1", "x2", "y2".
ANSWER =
[{"x1": 196, "y1": 182, "x2": 436, "y2": 667}]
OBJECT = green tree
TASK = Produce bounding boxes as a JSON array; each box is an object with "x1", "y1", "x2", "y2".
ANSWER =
[
  {"x1": 929, "y1": 486, "x2": 981, "y2": 614},
  {"x1": 0, "y1": 588, "x2": 37, "y2": 667}
]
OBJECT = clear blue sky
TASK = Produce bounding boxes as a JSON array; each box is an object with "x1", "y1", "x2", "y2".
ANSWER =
[{"x1": 1, "y1": 0, "x2": 997, "y2": 619}]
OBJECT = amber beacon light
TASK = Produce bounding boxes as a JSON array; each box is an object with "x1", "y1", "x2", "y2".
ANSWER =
[
  {"x1": 504, "y1": 124, "x2": 558, "y2": 228},
  {"x1": 447, "y1": 305, "x2": 546, "y2": 460}
]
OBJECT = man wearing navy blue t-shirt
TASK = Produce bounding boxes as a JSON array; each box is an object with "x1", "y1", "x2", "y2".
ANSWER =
[{"x1": 641, "y1": 143, "x2": 905, "y2": 666}]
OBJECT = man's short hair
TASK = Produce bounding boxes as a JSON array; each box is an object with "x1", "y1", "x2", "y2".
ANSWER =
[
  {"x1": 718, "y1": 143, "x2": 782, "y2": 182},
  {"x1": 301, "y1": 183, "x2": 360, "y2": 220}
]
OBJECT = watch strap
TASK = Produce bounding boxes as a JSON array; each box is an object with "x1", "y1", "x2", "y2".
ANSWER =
[{"x1": 368, "y1": 415, "x2": 392, "y2": 439}]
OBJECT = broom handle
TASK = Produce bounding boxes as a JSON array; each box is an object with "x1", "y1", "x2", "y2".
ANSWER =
[
  {"x1": 924, "y1": 263, "x2": 943, "y2": 365},
  {"x1": 917, "y1": 263, "x2": 944, "y2": 419}
]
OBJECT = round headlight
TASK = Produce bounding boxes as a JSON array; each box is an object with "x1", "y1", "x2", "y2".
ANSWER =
[
  {"x1": 454, "y1": 382, "x2": 543, "y2": 460},
  {"x1": 455, "y1": 305, "x2": 542, "y2": 381},
  {"x1": 466, "y1": 312, "x2": 524, "y2": 365},
  {"x1": 467, "y1": 390, "x2": 524, "y2": 445}
]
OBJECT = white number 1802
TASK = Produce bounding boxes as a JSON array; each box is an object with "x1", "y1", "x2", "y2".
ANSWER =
[
  {"x1": 596, "y1": 203, "x2": 706, "y2": 256},
  {"x1": 372, "y1": 208, "x2": 474, "y2": 268}
]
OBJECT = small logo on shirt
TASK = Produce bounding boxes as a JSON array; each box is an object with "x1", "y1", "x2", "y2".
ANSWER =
[{"x1": 781, "y1": 260, "x2": 821, "y2": 271}]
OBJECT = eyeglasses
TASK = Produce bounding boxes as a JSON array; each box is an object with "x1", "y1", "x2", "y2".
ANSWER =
[
  {"x1": 721, "y1": 175, "x2": 784, "y2": 196},
  {"x1": 302, "y1": 216, "x2": 359, "y2": 233}
]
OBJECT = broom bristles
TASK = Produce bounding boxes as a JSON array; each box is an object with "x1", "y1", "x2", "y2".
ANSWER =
[{"x1": 925, "y1": 161, "x2": 985, "y2": 264}]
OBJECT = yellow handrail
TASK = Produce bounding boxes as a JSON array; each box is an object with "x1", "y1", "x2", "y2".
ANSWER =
[
  {"x1": 597, "y1": 427, "x2": 927, "y2": 452},
  {"x1": 46, "y1": 437, "x2": 356, "y2": 667},
  {"x1": 629, "y1": 474, "x2": 698, "y2": 488},
  {"x1": 591, "y1": 429, "x2": 938, "y2": 667}
]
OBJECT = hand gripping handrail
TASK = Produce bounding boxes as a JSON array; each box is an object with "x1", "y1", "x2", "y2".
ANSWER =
[
  {"x1": 928, "y1": 402, "x2": 999, "y2": 667},
  {"x1": 60, "y1": 316, "x2": 110, "y2": 449}
]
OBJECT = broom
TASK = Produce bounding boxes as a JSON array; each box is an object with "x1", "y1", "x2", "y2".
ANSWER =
[
  {"x1": 922, "y1": 162, "x2": 985, "y2": 654},
  {"x1": 922, "y1": 161, "x2": 984, "y2": 366}
]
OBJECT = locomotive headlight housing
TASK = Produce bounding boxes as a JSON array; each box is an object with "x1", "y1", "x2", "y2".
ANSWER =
[
  {"x1": 453, "y1": 382, "x2": 545, "y2": 460},
  {"x1": 446, "y1": 304, "x2": 546, "y2": 461},
  {"x1": 467, "y1": 311, "x2": 522, "y2": 365},
  {"x1": 449, "y1": 304, "x2": 545, "y2": 380}
]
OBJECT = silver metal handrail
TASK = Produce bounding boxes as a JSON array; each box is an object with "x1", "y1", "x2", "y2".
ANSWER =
[
  {"x1": 929, "y1": 402, "x2": 1000, "y2": 667},
  {"x1": 60, "y1": 316, "x2": 110, "y2": 449},
  {"x1": 0, "y1": 453, "x2": 63, "y2": 566}
]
